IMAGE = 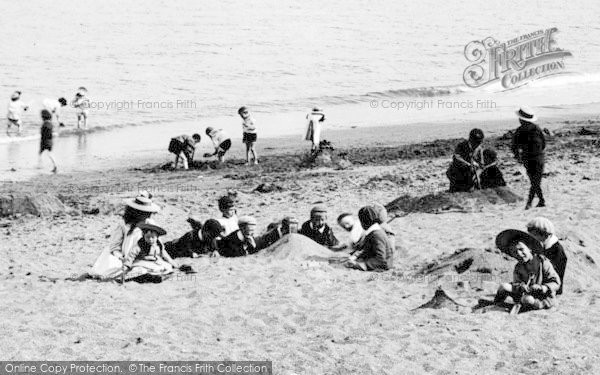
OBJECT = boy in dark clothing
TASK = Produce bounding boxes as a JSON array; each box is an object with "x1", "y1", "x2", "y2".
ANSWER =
[
  {"x1": 298, "y1": 205, "x2": 339, "y2": 248},
  {"x1": 446, "y1": 128, "x2": 484, "y2": 192},
  {"x1": 218, "y1": 216, "x2": 284, "y2": 257},
  {"x1": 511, "y1": 108, "x2": 546, "y2": 209},
  {"x1": 38, "y1": 109, "x2": 58, "y2": 173},
  {"x1": 169, "y1": 133, "x2": 200, "y2": 170}
]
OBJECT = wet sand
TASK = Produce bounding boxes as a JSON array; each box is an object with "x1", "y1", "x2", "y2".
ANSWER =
[{"x1": 2, "y1": 117, "x2": 600, "y2": 373}]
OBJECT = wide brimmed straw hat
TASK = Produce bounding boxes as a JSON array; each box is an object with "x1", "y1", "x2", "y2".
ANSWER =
[
  {"x1": 516, "y1": 107, "x2": 537, "y2": 122},
  {"x1": 11, "y1": 91, "x2": 21, "y2": 100},
  {"x1": 123, "y1": 194, "x2": 160, "y2": 213},
  {"x1": 495, "y1": 229, "x2": 543, "y2": 257},
  {"x1": 137, "y1": 219, "x2": 166, "y2": 236}
]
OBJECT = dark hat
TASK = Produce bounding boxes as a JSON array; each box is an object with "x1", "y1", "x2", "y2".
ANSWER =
[
  {"x1": 469, "y1": 128, "x2": 484, "y2": 142},
  {"x1": 358, "y1": 205, "x2": 379, "y2": 229},
  {"x1": 41, "y1": 109, "x2": 52, "y2": 120},
  {"x1": 137, "y1": 219, "x2": 167, "y2": 236},
  {"x1": 495, "y1": 229, "x2": 543, "y2": 257},
  {"x1": 218, "y1": 196, "x2": 235, "y2": 210},
  {"x1": 202, "y1": 219, "x2": 224, "y2": 235}
]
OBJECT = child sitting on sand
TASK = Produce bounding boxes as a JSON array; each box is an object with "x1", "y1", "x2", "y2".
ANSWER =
[
  {"x1": 238, "y1": 106, "x2": 258, "y2": 165},
  {"x1": 345, "y1": 206, "x2": 394, "y2": 271},
  {"x1": 217, "y1": 195, "x2": 239, "y2": 236},
  {"x1": 298, "y1": 205, "x2": 339, "y2": 248},
  {"x1": 493, "y1": 229, "x2": 561, "y2": 310},
  {"x1": 526, "y1": 217, "x2": 567, "y2": 295},
  {"x1": 72, "y1": 87, "x2": 89, "y2": 129},
  {"x1": 479, "y1": 149, "x2": 506, "y2": 189},
  {"x1": 204, "y1": 127, "x2": 232, "y2": 162},
  {"x1": 218, "y1": 216, "x2": 286, "y2": 257},
  {"x1": 6, "y1": 91, "x2": 29, "y2": 134},
  {"x1": 123, "y1": 220, "x2": 178, "y2": 276}
]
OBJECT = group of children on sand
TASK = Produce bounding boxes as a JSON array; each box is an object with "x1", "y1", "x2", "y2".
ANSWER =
[
  {"x1": 169, "y1": 106, "x2": 328, "y2": 169},
  {"x1": 89, "y1": 189, "x2": 567, "y2": 313}
]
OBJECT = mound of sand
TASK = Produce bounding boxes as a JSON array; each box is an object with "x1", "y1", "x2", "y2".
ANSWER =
[
  {"x1": 385, "y1": 187, "x2": 522, "y2": 215},
  {"x1": 0, "y1": 193, "x2": 67, "y2": 217},
  {"x1": 415, "y1": 287, "x2": 466, "y2": 312},
  {"x1": 258, "y1": 233, "x2": 345, "y2": 261},
  {"x1": 417, "y1": 247, "x2": 514, "y2": 284}
]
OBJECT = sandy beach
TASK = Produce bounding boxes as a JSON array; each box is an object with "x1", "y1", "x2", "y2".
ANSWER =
[{"x1": 2, "y1": 115, "x2": 600, "y2": 374}]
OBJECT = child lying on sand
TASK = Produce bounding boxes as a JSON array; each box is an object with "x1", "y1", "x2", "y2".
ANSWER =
[
  {"x1": 218, "y1": 216, "x2": 287, "y2": 257},
  {"x1": 494, "y1": 229, "x2": 561, "y2": 310}
]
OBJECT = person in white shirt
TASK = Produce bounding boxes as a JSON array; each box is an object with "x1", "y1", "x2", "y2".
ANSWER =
[
  {"x1": 43, "y1": 97, "x2": 68, "y2": 127},
  {"x1": 72, "y1": 87, "x2": 89, "y2": 129},
  {"x1": 333, "y1": 213, "x2": 365, "y2": 253},
  {"x1": 6, "y1": 91, "x2": 29, "y2": 134},
  {"x1": 238, "y1": 106, "x2": 258, "y2": 165},
  {"x1": 304, "y1": 106, "x2": 326, "y2": 152},
  {"x1": 216, "y1": 195, "x2": 239, "y2": 236},
  {"x1": 204, "y1": 127, "x2": 232, "y2": 162}
]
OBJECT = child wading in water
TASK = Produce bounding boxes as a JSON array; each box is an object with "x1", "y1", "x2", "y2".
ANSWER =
[
  {"x1": 38, "y1": 109, "x2": 58, "y2": 173},
  {"x1": 204, "y1": 127, "x2": 232, "y2": 162},
  {"x1": 72, "y1": 87, "x2": 89, "y2": 129},
  {"x1": 238, "y1": 106, "x2": 258, "y2": 165},
  {"x1": 493, "y1": 229, "x2": 561, "y2": 311},
  {"x1": 6, "y1": 91, "x2": 29, "y2": 135}
]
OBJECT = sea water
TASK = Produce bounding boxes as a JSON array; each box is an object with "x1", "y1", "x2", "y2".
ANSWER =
[{"x1": 1, "y1": 0, "x2": 600, "y2": 178}]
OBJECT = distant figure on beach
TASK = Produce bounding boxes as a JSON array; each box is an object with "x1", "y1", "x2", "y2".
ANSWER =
[
  {"x1": 217, "y1": 195, "x2": 239, "y2": 236},
  {"x1": 512, "y1": 107, "x2": 546, "y2": 209},
  {"x1": 168, "y1": 133, "x2": 201, "y2": 170},
  {"x1": 239, "y1": 106, "x2": 258, "y2": 165},
  {"x1": 72, "y1": 87, "x2": 90, "y2": 129},
  {"x1": 122, "y1": 220, "x2": 179, "y2": 282},
  {"x1": 204, "y1": 127, "x2": 232, "y2": 162},
  {"x1": 446, "y1": 128, "x2": 484, "y2": 192},
  {"x1": 218, "y1": 216, "x2": 286, "y2": 257},
  {"x1": 38, "y1": 110, "x2": 58, "y2": 174},
  {"x1": 6, "y1": 91, "x2": 29, "y2": 134},
  {"x1": 493, "y1": 229, "x2": 560, "y2": 311},
  {"x1": 345, "y1": 206, "x2": 394, "y2": 271},
  {"x1": 89, "y1": 191, "x2": 160, "y2": 280},
  {"x1": 298, "y1": 205, "x2": 339, "y2": 248},
  {"x1": 43, "y1": 97, "x2": 68, "y2": 127},
  {"x1": 305, "y1": 106, "x2": 326, "y2": 152},
  {"x1": 479, "y1": 149, "x2": 507, "y2": 189},
  {"x1": 526, "y1": 217, "x2": 567, "y2": 295}
]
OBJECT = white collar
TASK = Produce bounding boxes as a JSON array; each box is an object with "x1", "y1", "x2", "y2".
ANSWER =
[
  {"x1": 543, "y1": 234, "x2": 559, "y2": 249},
  {"x1": 310, "y1": 222, "x2": 326, "y2": 233},
  {"x1": 364, "y1": 223, "x2": 382, "y2": 236}
]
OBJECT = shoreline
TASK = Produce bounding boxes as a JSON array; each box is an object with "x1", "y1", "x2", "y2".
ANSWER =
[{"x1": 2, "y1": 104, "x2": 600, "y2": 183}]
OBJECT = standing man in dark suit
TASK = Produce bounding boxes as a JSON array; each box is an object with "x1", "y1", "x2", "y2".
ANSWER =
[{"x1": 511, "y1": 107, "x2": 546, "y2": 209}]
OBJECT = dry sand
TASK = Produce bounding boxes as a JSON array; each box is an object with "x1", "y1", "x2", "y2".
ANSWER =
[{"x1": 2, "y1": 118, "x2": 600, "y2": 374}]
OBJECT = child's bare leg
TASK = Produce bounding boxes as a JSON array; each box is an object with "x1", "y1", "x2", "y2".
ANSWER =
[
  {"x1": 245, "y1": 143, "x2": 251, "y2": 164},
  {"x1": 520, "y1": 295, "x2": 546, "y2": 310},
  {"x1": 180, "y1": 152, "x2": 189, "y2": 170},
  {"x1": 250, "y1": 143, "x2": 258, "y2": 164}
]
